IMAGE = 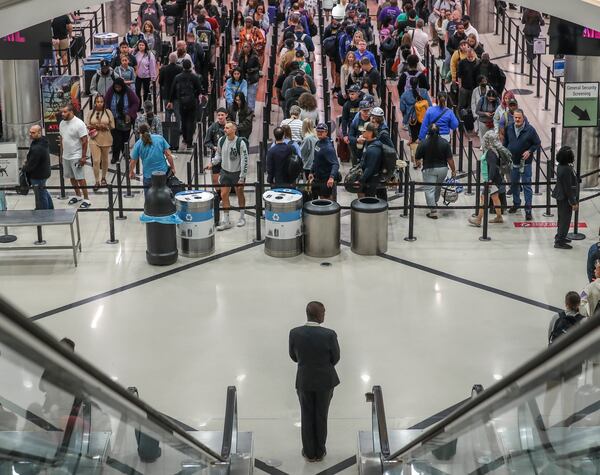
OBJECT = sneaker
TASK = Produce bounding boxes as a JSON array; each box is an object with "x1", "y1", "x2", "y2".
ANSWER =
[
  {"x1": 301, "y1": 450, "x2": 316, "y2": 463},
  {"x1": 426, "y1": 212, "x2": 438, "y2": 220},
  {"x1": 490, "y1": 216, "x2": 504, "y2": 224},
  {"x1": 508, "y1": 206, "x2": 518, "y2": 214},
  {"x1": 554, "y1": 242, "x2": 573, "y2": 250},
  {"x1": 80, "y1": 200, "x2": 91, "y2": 209},
  {"x1": 68, "y1": 196, "x2": 82, "y2": 205},
  {"x1": 525, "y1": 212, "x2": 533, "y2": 221},
  {"x1": 236, "y1": 217, "x2": 246, "y2": 227},
  {"x1": 468, "y1": 217, "x2": 481, "y2": 227},
  {"x1": 216, "y1": 221, "x2": 233, "y2": 231}
]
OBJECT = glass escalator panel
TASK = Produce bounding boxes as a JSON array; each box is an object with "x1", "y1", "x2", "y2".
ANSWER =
[{"x1": 0, "y1": 296, "x2": 226, "y2": 474}]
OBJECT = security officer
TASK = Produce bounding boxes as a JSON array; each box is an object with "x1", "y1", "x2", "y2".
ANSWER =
[{"x1": 309, "y1": 123, "x2": 340, "y2": 200}]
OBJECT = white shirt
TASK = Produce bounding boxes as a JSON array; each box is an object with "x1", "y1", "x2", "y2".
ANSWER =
[
  {"x1": 465, "y1": 24, "x2": 479, "y2": 43},
  {"x1": 59, "y1": 116, "x2": 88, "y2": 161},
  {"x1": 305, "y1": 321, "x2": 321, "y2": 326},
  {"x1": 409, "y1": 28, "x2": 430, "y2": 59}
]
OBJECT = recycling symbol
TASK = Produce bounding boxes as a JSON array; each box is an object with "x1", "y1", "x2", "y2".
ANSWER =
[
  {"x1": 185, "y1": 214, "x2": 193, "y2": 222},
  {"x1": 272, "y1": 213, "x2": 280, "y2": 222}
]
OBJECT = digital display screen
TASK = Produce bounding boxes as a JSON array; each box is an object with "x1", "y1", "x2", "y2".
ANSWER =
[
  {"x1": 0, "y1": 22, "x2": 52, "y2": 60},
  {"x1": 549, "y1": 17, "x2": 600, "y2": 56}
]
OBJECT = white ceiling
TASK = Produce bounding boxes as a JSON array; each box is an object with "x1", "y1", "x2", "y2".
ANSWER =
[
  {"x1": 0, "y1": 0, "x2": 110, "y2": 37},
  {"x1": 513, "y1": 0, "x2": 600, "y2": 31}
]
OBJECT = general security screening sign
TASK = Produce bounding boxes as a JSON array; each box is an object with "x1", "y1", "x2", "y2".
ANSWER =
[{"x1": 563, "y1": 82, "x2": 599, "y2": 128}]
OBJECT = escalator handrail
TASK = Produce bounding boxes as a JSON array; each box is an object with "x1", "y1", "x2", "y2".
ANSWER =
[
  {"x1": 0, "y1": 296, "x2": 226, "y2": 463},
  {"x1": 385, "y1": 309, "x2": 600, "y2": 462},
  {"x1": 221, "y1": 386, "x2": 238, "y2": 459},
  {"x1": 366, "y1": 386, "x2": 390, "y2": 458}
]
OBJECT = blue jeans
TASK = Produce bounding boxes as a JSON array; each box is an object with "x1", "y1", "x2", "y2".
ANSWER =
[
  {"x1": 143, "y1": 177, "x2": 152, "y2": 199},
  {"x1": 30, "y1": 178, "x2": 54, "y2": 210},
  {"x1": 422, "y1": 166, "x2": 449, "y2": 211},
  {"x1": 247, "y1": 82, "x2": 258, "y2": 111},
  {"x1": 510, "y1": 163, "x2": 532, "y2": 212}
]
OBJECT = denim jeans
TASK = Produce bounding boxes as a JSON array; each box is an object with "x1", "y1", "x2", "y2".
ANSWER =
[
  {"x1": 29, "y1": 178, "x2": 54, "y2": 210},
  {"x1": 510, "y1": 162, "x2": 532, "y2": 211},
  {"x1": 422, "y1": 166, "x2": 449, "y2": 211},
  {"x1": 143, "y1": 177, "x2": 152, "y2": 199},
  {"x1": 246, "y1": 82, "x2": 258, "y2": 111}
]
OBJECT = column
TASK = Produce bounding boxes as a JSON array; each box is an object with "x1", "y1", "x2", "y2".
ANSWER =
[
  {"x1": 562, "y1": 55, "x2": 600, "y2": 188},
  {"x1": 0, "y1": 60, "x2": 42, "y2": 164},
  {"x1": 105, "y1": 0, "x2": 132, "y2": 34},
  {"x1": 470, "y1": 0, "x2": 495, "y2": 35}
]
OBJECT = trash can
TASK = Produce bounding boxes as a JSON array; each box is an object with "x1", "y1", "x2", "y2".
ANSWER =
[
  {"x1": 142, "y1": 172, "x2": 178, "y2": 266},
  {"x1": 175, "y1": 191, "x2": 215, "y2": 258},
  {"x1": 303, "y1": 199, "x2": 341, "y2": 258},
  {"x1": 351, "y1": 197, "x2": 388, "y2": 255},
  {"x1": 263, "y1": 188, "x2": 303, "y2": 257}
]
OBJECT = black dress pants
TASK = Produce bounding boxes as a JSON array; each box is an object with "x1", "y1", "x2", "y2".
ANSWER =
[
  {"x1": 111, "y1": 129, "x2": 131, "y2": 163},
  {"x1": 179, "y1": 104, "x2": 198, "y2": 146},
  {"x1": 555, "y1": 199, "x2": 572, "y2": 243},
  {"x1": 297, "y1": 388, "x2": 334, "y2": 459}
]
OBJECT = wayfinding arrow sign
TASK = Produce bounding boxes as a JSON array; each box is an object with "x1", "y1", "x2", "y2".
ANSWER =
[{"x1": 563, "y1": 82, "x2": 599, "y2": 128}]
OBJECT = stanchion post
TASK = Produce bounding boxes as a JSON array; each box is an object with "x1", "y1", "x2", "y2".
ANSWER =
[
  {"x1": 254, "y1": 160, "x2": 263, "y2": 242},
  {"x1": 534, "y1": 148, "x2": 542, "y2": 195},
  {"x1": 550, "y1": 127, "x2": 556, "y2": 178},
  {"x1": 479, "y1": 183, "x2": 491, "y2": 241},
  {"x1": 500, "y1": 10, "x2": 506, "y2": 45},
  {"x1": 402, "y1": 166, "x2": 410, "y2": 217},
  {"x1": 543, "y1": 66, "x2": 551, "y2": 111},
  {"x1": 404, "y1": 181, "x2": 416, "y2": 242},
  {"x1": 187, "y1": 161, "x2": 192, "y2": 190},
  {"x1": 466, "y1": 140, "x2": 474, "y2": 195},
  {"x1": 568, "y1": 127, "x2": 585, "y2": 240},
  {"x1": 543, "y1": 158, "x2": 554, "y2": 217},
  {"x1": 535, "y1": 55, "x2": 542, "y2": 98},
  {"x1": 553, "y1": 77, "x2": 561, "y2": 124},
  {"x1": 106, "y1": 185, "x2": 119, "y2": 244},
  {"x1": 520, "y1": 33, "x2": 525, "y2": 73},
  {"x1": 34, "y1": 224, "x2": 46, "y2": 245},
  {"x1": 124, "y1": 157, "x2": 134, "y2": 198},
  {"x1": 115, "y1": 162, "x2": 126, "y2": 220},
  {"x1": 507, "y1": 19, "x2": 512, "y2": 55},
  {"x1": 458, "y1": 124, "x2": 464, "y2": 171},
  {"x1": 474, "y1": 160, "x2": 481, "y2": 216},
  {"x1": 57, "y1": 146, "x2": 67, "y2": 200}
]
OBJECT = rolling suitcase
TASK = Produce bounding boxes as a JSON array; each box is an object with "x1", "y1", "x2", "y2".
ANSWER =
[{"x1": 162, "y1": 115, "x2": 180, "y2": 151}]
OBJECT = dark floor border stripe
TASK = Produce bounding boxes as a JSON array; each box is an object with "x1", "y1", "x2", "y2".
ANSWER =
[
  {"x1": 255, "y1": 459, "x2": 289, "y2": 475},
  {"x1": 30, "y1": 241, "x2": 264, "y2": 321},
  {"x1": 315, "y1": 455, "x2": 357, "y2": 475},
  {"x1": 379, "y1": 252, "x2": 561, "y2": 313},
  {"x1": 408, "y1": 398, "x2": 470, "y2": 430}
]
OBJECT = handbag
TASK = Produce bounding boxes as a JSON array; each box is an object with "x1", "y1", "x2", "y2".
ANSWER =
[
  {"x1": 166, "y1": 168, "x2": 185, "y2": 195},
  {"x1": 16, "y1": 170, "x2": 30, "y2": 196},
  {"x1": 88, "y1": 127, "x2": 98, "y2": 139}
]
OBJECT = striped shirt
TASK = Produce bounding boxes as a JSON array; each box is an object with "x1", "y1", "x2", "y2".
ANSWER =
[{"x1": 280, "y1": 118, "x2": 303, "y2": 142}]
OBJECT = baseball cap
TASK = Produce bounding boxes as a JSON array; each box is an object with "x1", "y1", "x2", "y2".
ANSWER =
[
  {"x1": 370, "y1": 107, "x2": 384, "y2": 117},
  {"x1": 508, "y1": 98, "x2": 518, "y2": 105},
  {"x1": 347, "y1": 4, "x2": 357, "y2": 11},
  {"x1": 348, "y1": 84, "x2": 361, "y2": 93},
  {"x1": 100, "y1": 59, "x2": 110, "y2": 67},
  {"x1": 316, "y1": 123, "x2": 329, "y2": 131},
  {"x1": 359, "y1": 100, "x2": 372, "y2": 110},
  {"x1": 295, "y1": 49, "x2": 305, "y2": 57}
]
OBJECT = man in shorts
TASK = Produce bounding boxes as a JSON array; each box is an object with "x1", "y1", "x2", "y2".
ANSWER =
[
  {"x1": 309, "y1": 123, "x2": 339, "y2": 200},
  {"x1": 51, "y1": 15, "x2": 72, "y2": 67},
  {"x1": 207, "y1": 122, "x2": 248, "y2": 230},
  {"x1": 59, "y1": 105, "x2": 91, "y2": 208}
]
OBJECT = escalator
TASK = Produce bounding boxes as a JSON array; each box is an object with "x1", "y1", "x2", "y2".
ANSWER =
[
  {"x1": 0, "y1": 297, "x2": 253, "y2": 474},
  {"x1": 358, "y1": 313, "x2": 600, "y2": 474}
]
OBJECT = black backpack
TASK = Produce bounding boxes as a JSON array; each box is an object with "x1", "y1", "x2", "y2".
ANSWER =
[
  {"x1": 378, "y1": 143, "x2": 399, "y2": 181},
  {"x1": 287, "y1": 144, "x2": 303, "y2": 180},
  {"x1": 323, "y1": 33, "x2": 339, "y2": 58},
  {"x1": 195, "y1": 28, "x2": 214, "y2": 52},
  {"x1": 549, "y1": 311, "x2": 584, "y2": 345},
  {"x1": 176, "y1": 74, "x2": 197, "y2": 110}
]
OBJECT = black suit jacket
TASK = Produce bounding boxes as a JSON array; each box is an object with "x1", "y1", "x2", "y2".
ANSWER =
[{"x1": 289, "y1": 325, "x2": 340, "y2": 391}]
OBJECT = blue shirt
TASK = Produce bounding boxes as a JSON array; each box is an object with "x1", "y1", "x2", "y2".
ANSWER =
[
  {"x1": 131, "y1": 134, "x2": 170, "y2": 179},
  {"x1": 418, "y1": 106, "x2": 459, "y2": 141}
]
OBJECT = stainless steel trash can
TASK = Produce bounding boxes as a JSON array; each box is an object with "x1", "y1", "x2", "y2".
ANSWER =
[
  {"x1": 351, "y1": 197, "x2": 388, "y2": 255},
  {"x1": 303, "y1": 199, "x2": 341, "y2": 258},
  {"x1": 263, "y1": 188, "x2": 303, "y2": 257},
  {"x1": 175, "y1": 191, "x2": 215, "y2": 258}
]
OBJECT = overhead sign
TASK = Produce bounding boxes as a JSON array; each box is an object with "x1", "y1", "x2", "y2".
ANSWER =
[
  {"x1": 553, "y1": 58, "x2": 565, "y2": 77},
  {"x1": 563, "y1": 82, "x2": 599, "y2": 128},
  {"x1": 533, "y1": 37, "x2": 546, "y2": 55},
  {"x1": 0, "y1": 143, "x2": 19, "y2": 187},
  {"x1": 0, "y1": 21, "x2": 52, "y2": 60}
]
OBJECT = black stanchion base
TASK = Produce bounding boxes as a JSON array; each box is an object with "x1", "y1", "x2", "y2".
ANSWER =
[
  {"x1": 543, "y1": 213, "x2": 554, "y2": 217},
  {"x1": 106, "y1": 239, "x2": 119, "y2": 244},
  {"x1": 252, "y1": 238, "x2": 264, "y2": 244},
  {"x1": 34, "y1": 240, "x2": 47, "y2": 246},
  {"x1": 404, "y1": 237, "x2": 417, "y2": 242},
  {"x1": 479, "y1": 236, "x2": 491, "y2": 242},
  {"x1": 55, "y1": 195, "x2": 69, "y2": 200},
  {"x1": 0, "y1": 235, "x2": 17, "y2": 243},
  {"x1": 533, "y1": 192, "x2": 542, "y2": 196},
  {"x1": 115, "y1": 216, "x2": 128, "y2": 221},
  {"x1": 123, "y1": 193, "x2": 135, "y2": 198},
  {"x1": 567, "y1": 232, "x2": 586, "y2": 241}
]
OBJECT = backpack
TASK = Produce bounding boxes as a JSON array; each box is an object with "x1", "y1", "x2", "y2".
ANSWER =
[
  {"x1": 343, "y1": 164, "x2": 363, "y2": 192},
  {"x1": 402, "y1": 71, "x2": 421, "y2": 92},
  {"x1": 287, "y1": 145, "x2": 303, "y2": 180},
  {"x1": 176, "y1": 74, "x2": 197, "y2": 109},
  {"x1": 195, "y1": 28, "x2": 214, "y2": 52},
  {"x1": 549, "y1": 311, "x2": 584, "y2": 345},
  {"x1": 410, "y1": 98, "x2": 429, "y2": 125},
  {"x1": 294, "y1": 34, "x2": 309, "y2": 57},
  {"x1": 378, "y1": 143, "x2": 399, "y2": 181},
  {"x1": 323, "y1": 34, "x2": 339, "y2": 58},
  {"x1": 218, "y1": 136, "x2": 249, "y2": 160}
]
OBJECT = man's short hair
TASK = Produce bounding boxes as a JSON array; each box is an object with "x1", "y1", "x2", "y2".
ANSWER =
[
  {"x1": 513, "y1": 108, "x2": 525, "y2": 116},
  {"x1": 360, "y1": 57, "x2": 371, "y2": 66},
  {"x1": 306, "y1": 301, "x2": 325, "y2": 321},
  {"x1": 62, "y1": 104, "x2": 74, "y2": 113},
  {"x1": 565, "y1": 291, "x2": 581, "y2": 309},
  {"x1": 225, "y1": 121, "x2": 238, "y2": 130},
  {"x1": 216, "y1": 107, "x2": 227, "y2": 114},
  {"x1": 273, "y1": 127, "x2": 284, "y2": 141},
  {"x1": 182, "y1": 59, "x2": 192, "y2": 70}
]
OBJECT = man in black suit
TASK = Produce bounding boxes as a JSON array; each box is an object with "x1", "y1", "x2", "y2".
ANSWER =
[{"x1": 289, "y1": 301, "x2": 340, "y2": 462}]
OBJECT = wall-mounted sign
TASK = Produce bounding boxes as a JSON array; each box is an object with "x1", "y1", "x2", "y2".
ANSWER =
[
  {"x1": 553, "y1": 58, "x2": 566, "y2": 78},
  {"x1": 0, "y1": 21, "x2": 52, "y2": 60},
  {"x1": 0, "y1": 143, "x2": 19, "y2": 187},
  {"x1": 563, "y1": 82, "x2": 599, "y2": 128}
]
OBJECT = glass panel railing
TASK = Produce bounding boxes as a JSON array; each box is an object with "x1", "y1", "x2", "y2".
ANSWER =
[
  {"x1": 382, "y1": 312, "x2": 600, "y2": 474},
  {"x1": 0, "y1": 296, "x2": 227, "y2": 474}
]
